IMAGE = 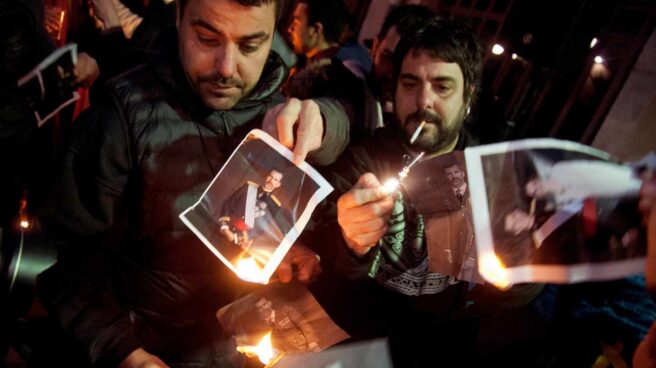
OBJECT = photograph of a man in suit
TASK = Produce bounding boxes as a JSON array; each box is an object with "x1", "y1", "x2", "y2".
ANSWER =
[
  {"x1": 218, "y1": 168, "x2": 294, "y2": 264},
  {"x1": 254, "y1": 297, "x2": 320, "y2": 353}
]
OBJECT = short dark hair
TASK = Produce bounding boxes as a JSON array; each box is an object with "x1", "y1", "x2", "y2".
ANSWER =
[
  {"x1": 177, "y1": 0, "x2": 283, "y2": 22},
  {"x1": 394, "y1": 17, "x2": 483, "y2": 105},
  {"x1": 378, "y1": 4, "x2": 435, "y2": 40},
  {"x1": 298, "y1": 0, "x2": 351, "y2": 44}
]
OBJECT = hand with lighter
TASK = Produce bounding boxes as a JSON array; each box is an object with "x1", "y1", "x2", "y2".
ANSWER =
[{"x1": 336, "y1": 123, "x2": 426, "y2": 257}]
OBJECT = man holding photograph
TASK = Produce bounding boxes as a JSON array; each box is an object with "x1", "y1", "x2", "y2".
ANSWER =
[
  {"x1": 318, "y1": 18, "x2": 543, "y2": 366},
  {"x1": 33, "y1": 0, "x2": 349, "y2": 367}
]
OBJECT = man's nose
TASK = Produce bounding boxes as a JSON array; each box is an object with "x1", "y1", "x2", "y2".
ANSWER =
[
  {"x1": 416, "y1": 83, "x2": 435, "y2": 111},
  {"x1": 215, "y1": 44, "x2": 237, "y2": 78}
]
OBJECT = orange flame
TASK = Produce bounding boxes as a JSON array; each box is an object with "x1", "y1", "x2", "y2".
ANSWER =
[
  {"x1": 480, "y1": 253, "x2": 511, "y2": 289},
  {"x1": 237, "y1": 332, "x2": 281, "y2": 366},
  {"x1": 235, "y1": 256, "x2": 267, "y2": 284}
]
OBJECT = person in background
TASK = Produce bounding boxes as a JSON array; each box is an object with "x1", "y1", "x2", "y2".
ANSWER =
[{"x1": 287, "y1": 0, "x2": 371, "y2": 78}]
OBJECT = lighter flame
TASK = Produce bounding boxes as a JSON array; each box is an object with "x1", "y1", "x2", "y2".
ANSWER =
[
  {"x1": 382, "y1": 178, "x2": 400, "y2": 194},
  {"x1": 237, "y1": 332, "x2": 276, "y2": 365},
  {"x1": 235, "y1": 256, "x2": 267, "y2": 284},
  {"x1": 480, "y1": 253, "x2": 511, "y2": 289}
]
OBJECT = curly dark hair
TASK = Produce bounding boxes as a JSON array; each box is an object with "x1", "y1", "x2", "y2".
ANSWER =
[{"x1": 393, "y1": 17, "x2": 483, "y2": 105}]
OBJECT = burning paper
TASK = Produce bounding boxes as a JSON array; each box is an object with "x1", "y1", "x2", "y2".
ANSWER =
[
  {"x1": 218, "y1": 280, "x2": 349, "y2": 358},
  {"x1": 179, "y1": 129, "x2": 333, "y2": 284},
  {"x1": 465, "y1": 138, "x2": 647, "y2": 287},
  {"x1": 236, "y1": 332, "x2": 284, "y2": 366}
]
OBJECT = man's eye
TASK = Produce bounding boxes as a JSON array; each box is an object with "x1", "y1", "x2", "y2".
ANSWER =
[
  {"x1": 402, "y1": 81, "x2": 417, "y2": 89},
  {"x1": 198, "y1": 35, "x2": 219, "y2": 45},
  {"x1": 241, "y1": 44, "x2": 259, "y2": 54},
  {"x1": 435, "y1": 85, "x2": 452, "y2": 94}
]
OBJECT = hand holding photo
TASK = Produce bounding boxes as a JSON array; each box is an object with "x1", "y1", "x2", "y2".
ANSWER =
[{"x1": 179, "y1": 129, "x2": 333, "y2": 284}]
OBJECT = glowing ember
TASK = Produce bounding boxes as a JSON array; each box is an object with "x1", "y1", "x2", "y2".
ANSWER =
[
  {"x1": 480, "y1": 254, "x2": 511, "y2": 289},
  {"x1": 382, "y1": 178, "x2": 400, "y2": 194},
  {"x1": 236, "y1": 332, "x2": 280, "y2": 366},
  {"x1": 235, "y1": 256, "x2": 267, "y2": 284}
]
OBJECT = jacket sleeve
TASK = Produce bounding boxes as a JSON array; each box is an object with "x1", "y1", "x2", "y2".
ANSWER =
[
  {"x1": 36, "y1": 93, "x2": 142, "y2": 366},
  {"x1": 309, "y1": 97, "x2": 350, "y2": 166}
]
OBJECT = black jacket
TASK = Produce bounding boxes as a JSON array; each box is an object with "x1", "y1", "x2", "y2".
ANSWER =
[{"x1": 36, "y1": 29, "x2": 350, "y2": 366}]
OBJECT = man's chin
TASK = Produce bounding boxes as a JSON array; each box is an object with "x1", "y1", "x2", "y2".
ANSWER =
[{"x1": 200, "y1": 92, "x2": 241, "y2": 110}]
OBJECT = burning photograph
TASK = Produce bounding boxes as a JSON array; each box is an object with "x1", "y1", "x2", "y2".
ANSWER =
[
  {"x1": 403, "y1": 151, "x2": 483, "y2": 283},
  {"x1": 465, "y1": 139, "x2": 646, "y2": 286},
  {"x1": 179, "y1": 129, "x2": 333, "y2": 283},
  {"x1": 216, "y1": 280, "x2": 350, "y2": 363}
]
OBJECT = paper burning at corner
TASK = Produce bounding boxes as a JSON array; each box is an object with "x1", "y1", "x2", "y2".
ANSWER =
[
  {"x1": 479, "y1": 253, "x2": 511, "y2": 289},
  {"x1": 236, "y1": 332, "x2": 284, "y2": 367},
  {"x1": 235, "y1": 256, "x2": 269, "y2": 284}
]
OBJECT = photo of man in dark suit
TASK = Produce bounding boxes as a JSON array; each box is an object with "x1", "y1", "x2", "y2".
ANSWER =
[{"x1": 218, "y1": 168, "x2": 294, "y2": 264}]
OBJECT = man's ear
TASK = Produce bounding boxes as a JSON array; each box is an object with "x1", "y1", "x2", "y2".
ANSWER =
[{"x1": 313, "y1": 22, "x2": 324, "y2": 39}]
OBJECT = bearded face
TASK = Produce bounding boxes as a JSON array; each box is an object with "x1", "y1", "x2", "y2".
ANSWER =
[{"x1": 394, "y1": 50, "x2": 469, "y2": 153}]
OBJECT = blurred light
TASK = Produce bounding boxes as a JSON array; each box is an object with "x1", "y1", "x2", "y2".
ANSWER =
[
  {"x1": 492, "y1": 44, "x2": 505, "y2": 55},
  {"x1": 20, "y1": 219, "x2": 30, "y2": 229},
  {"x1": 236, "y1": 332, "x2": 277, "y2": 365},
  {"x1": 594, "y1": 56, "x2": 604, "y2": 64},
  {"x1": 511, "y1": 53, "x2": 518, "y2": 60},
  {"x1": 590, "y1": 37, "x2": 598, "y2": 48},
  {"x1": 382, "y1": 178, "x2": 400, "y2": 194},
  {"x1": 479, "y1": 253, "x2": 511, "y2": 289}
]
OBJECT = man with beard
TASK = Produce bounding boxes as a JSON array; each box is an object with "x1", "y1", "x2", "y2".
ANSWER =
[{"x1": 317, "y1": 18, "x2": 543, "y2": 366}]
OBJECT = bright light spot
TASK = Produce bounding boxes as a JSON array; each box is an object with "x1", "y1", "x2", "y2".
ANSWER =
[
  {"x1": 20, "y1": 220, "x2": 30, "y2": 229},
  {"x1": 236, "y1": 332, "x2": 277, "y2": 365},
  {"x1": 594, "y1": 56, "x2": 604, "y2": 64},
  {"x1": 492, "y1": 44, "x2": 505, "y2": 55},
  {"x1": 235, "y1": 256, "x2": 267, "y2": 284},
  {"x1": 590, "y1": 37, "x2": 598, "y2": 48},
  {"x1": 511, "y1": 53, "x2": 518, "y2": 60},
  {"x1": 479, "y1": 253, "x2": 511, "y2": 289},
  {"x1": 382, "y1": 178, "x2": 400, "y2": 194}
]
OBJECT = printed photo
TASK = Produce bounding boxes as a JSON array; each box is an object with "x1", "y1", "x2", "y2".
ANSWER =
[
  {"x1": 465, "y1": 139, "x2": 646, "y2": 286},
  {"x1": 216, "y1": 280, "x2": 350, "y2": 355},
  {"x1": 17, "y1": 43, "x2": 80, "y2": 127},
  {"x1": 404, "y1": 151, "x2": 482, "y2": 283},
  {"x1": 180, "y1": 129, "x2": 333, "y2": 283}
]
